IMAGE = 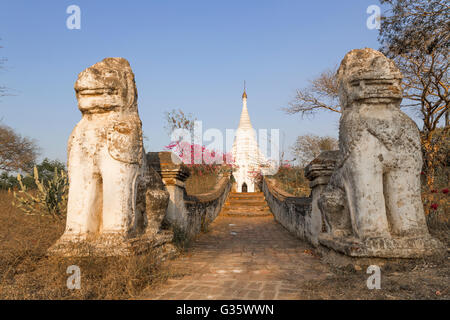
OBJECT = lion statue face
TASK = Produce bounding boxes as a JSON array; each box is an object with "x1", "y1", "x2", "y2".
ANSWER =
[
  {"x1": 74, "y1": 58, "x2": 137, "y2": 114},
  {"x1": 337, "y1": 48, "x2": 403, "y2": 108}
]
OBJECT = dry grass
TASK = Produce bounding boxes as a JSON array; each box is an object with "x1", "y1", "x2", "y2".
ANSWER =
[
  {"x1": 422, "y1": 165, "x2": 449, "y2": 244},
  {"x1": 269, "y1": 166, "x2": 310, "y2": 197},
  {"x1": 425, "y1": 194, "x2": 449, "y2": 245},
  {"x1": 0, "y1": 191, "x2": 170, "y2": 300}
]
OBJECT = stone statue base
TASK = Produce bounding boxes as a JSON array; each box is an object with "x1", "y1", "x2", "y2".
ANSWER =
[
  {"x1": 48, "y1": 230, "x2": 178, "y2": 260},
  {"x1": 319, "y1": 233, "x2": 445, "y2": 258}
]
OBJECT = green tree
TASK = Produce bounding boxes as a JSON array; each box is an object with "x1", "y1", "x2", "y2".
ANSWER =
[
  {"x1": 34, "y1": 158, "x2": 66, "y2": 183},
  {"x1": 0, "y1": 158, "x2": 66, "y2": 190}
]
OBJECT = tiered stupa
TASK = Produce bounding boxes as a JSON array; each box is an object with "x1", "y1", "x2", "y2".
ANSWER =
[{"x1": 231, "y1": 83, "x2": 267, "y2": 192}]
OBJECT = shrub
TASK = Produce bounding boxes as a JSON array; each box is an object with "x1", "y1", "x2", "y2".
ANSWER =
[
  {"x1": 13, "y1": 166, "x2": 68, "y2": 219},
  {"x1": 268, "y1": 161, "x2": 310, "y2": 197},
  {"x1": 166, "y1": 141, "x2": 234, "y2": 194},
  {"x1": 0, "y1": 158, "x2": 67, "y2": 191}
]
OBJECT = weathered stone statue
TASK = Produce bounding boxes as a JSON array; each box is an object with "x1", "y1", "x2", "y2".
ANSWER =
[
  {"x1": 318, "y1": 48, "x2": 443, "y2": 257},
  {"x1": 50, "y1": 58, "x2": 174, "y2": 256}
]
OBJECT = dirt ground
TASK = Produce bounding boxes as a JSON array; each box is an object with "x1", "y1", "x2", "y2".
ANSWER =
[{"x1": 306, "y1": 238, "x2": 449, "y2": 300}]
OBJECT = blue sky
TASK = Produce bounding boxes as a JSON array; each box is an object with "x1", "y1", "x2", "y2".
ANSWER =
[{"x1": 0, "y1": 0, "x2": 385, "y2": 163}]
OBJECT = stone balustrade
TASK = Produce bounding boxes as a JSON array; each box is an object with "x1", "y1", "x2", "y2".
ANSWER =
[
  {"x1": 304, "y1": 150, "x2": 339, "y2": 245},
  {"x1": 148, "y1": 152, "x2": 231, "y2": 239},
  {"x1": 262, "y1": 150, "x2": 338, "y2": 246},
  {"x1": 262, "y1": 177, "x2": 312, "y2": 243}
]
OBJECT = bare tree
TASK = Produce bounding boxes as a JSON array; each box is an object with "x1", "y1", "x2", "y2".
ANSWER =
[
  {"x1": 379, "y1": 0, "x2": 449, "y2": 188},
  {"x1": 0, "y1": 124, "x2": 39, "y2": 173},
  {"x1": 285, "y1": 1, "x2": 448, "y2": 188},
  {"x1": 163, "y1": 108, "x2": 196, "y2": 136},
  {"x1": 291, "y1": 134, "x2": 338, "y2": 167},
  {"x1": 0, "y1": 39, "x2": 7, "y2": 97},
  {"x1": 284, "y1": 67, "x2": 340, "y2": 117}
]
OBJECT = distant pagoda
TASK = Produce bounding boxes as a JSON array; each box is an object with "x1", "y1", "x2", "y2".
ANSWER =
[{"x1": 231, "y1": 83, "x2": 267, "y2": 193}]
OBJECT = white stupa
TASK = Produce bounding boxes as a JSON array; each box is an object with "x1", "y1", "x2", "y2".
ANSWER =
[{"x1": 231, "y1": 83, "x2": 267, "y2": 193}]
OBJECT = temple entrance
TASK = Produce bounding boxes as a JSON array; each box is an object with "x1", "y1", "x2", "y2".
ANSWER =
[{"x1": 242, "y1": 183, "x2": 248, "y2": 193}]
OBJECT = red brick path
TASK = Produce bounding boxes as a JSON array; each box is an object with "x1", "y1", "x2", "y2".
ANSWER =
[{"x1": 143, "y1": 215, "x2": 330, "y2": 300}]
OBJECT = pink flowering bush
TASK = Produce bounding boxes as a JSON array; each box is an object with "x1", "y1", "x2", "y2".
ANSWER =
[
  {"x1": 165, "y1": 140, "x2": 235, "y2": 176},
  {"x1": 165, "y1": 141, "x2": 235, "y2": 194}
]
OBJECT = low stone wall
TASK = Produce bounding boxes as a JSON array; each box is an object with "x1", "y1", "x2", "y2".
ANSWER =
[
  {"x1": 262, "y1": 178, "x2": 314, "y2": 243},
  {"x1": 262, "y1": 151, "x2": 338, "y2": 246},
  {"x1": 184, "y1": 176, "x2": 231, "y2": 237},
  {"x1": 148, "y1": 152, "x2": 231, "y2": 239}
]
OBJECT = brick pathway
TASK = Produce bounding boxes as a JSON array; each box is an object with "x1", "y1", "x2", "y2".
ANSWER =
[{"x1": 143, "y1": 215, "x2": 330, "y2": 300}]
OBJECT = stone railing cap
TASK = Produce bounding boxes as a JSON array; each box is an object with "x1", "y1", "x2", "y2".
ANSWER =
[
  {"x1": 185, "y1": 176, "x2": 231, "y2": 203},
  {"x1": 147, "y1": 151, "x2": 190, "y2": 179},
  {"x1": 304, "y1": 150, "x2": 339, "y2": 181},
  {"x1": 264, "y1": 177, "x2": 311, "y2": 205}
]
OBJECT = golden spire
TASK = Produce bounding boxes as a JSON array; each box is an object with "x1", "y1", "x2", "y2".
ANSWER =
[
  {"x1": 238, "y1": 80, "x2": 252, "y2": 130},
  {"x1": 242, "y1": 80, "x2": 247, "y2": 99}
]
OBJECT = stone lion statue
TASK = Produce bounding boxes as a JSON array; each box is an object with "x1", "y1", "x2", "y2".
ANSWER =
[
  {"x1": 317, "y1": 48, "x2": 443, "y2": 257},
  {"x1": 54, "y1": 58, "x2": 170, "y2": 252}
]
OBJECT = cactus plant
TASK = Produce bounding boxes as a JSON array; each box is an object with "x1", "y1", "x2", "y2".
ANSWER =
[{"x1": 13, "y1": 166, "x2": 69, "y2": 219}]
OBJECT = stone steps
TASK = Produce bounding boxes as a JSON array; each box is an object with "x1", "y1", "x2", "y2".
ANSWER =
[
  {"x1": 225, "y1": 200, "x2": 267, "y2": 206},
  {"x1": 222, "y1": 207, "x2": 271, "y2": 211},
  {"x1": 221, "y1": 192, "x2": 273, "y2": 217},
  {"x1": 228, "y1": 192, "x2": 265, "y2": 198}
]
